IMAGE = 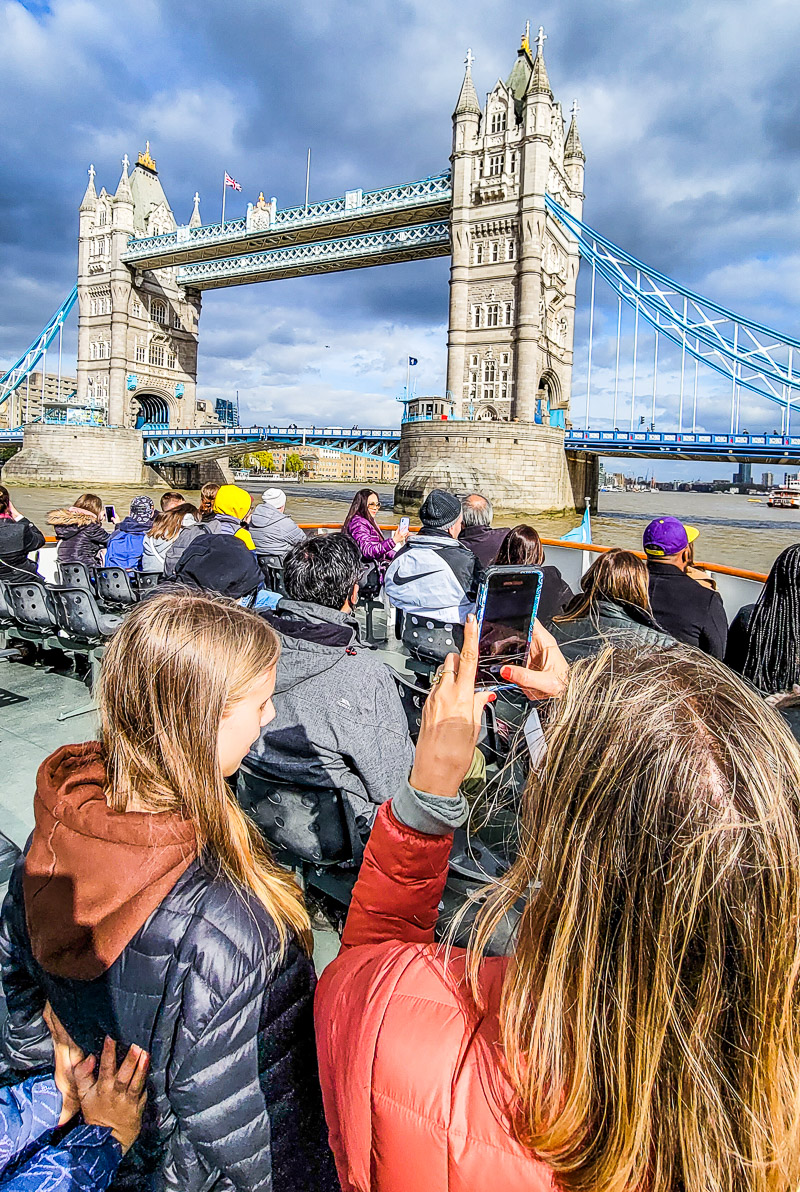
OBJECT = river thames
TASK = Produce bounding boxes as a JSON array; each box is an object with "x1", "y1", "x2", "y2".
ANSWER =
[{"x1": 7, "y1": 482, "x2": 800, "y2": 576}]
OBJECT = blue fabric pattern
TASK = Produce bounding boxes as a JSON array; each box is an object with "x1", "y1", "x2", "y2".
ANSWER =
[{"x1": 0, "y1": 1076, "x2": 121, "y2": 1191}]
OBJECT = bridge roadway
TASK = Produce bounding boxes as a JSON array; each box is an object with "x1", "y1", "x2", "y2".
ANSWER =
[{"x1": 5, "y1": 425, "x2": 800, "y2": 466}]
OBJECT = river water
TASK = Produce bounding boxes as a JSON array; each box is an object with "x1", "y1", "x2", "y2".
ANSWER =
[{"x1": 6, "y1": 482, "x2": 799, "y2": 576}]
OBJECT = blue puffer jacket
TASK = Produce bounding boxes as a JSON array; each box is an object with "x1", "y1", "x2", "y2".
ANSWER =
[
  {"x1": 104, "y1": 518, "x2": 151, "y2": 570},
  {"x1": 0, "y1": 1075, "x2": 121, "y2": 1191}
]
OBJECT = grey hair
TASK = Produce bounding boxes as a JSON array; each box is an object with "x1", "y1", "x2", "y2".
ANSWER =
[{"x1": 461, "y1": 493, "x2": 493, "y2": 528}]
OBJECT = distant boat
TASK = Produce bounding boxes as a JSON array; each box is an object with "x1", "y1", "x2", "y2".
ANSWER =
[{"x1": 768, "y1": 485, "x2": 800, "y2": 509}]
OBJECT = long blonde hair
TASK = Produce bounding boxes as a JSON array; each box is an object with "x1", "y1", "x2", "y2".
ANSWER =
[
  {"x1": 469, "y1": 646, "x2": 800, "y2": 1192},
  {"x1": 555, "y1": 547, "x2": 651, "y2": 624},
  {"x1": 98, "y1": 590, "x2": 310, "y2": 951}
]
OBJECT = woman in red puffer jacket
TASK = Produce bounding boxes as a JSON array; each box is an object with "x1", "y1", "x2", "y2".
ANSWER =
[{"x1": 315, "y1": 618, "x2": 800, "y2": 1192}]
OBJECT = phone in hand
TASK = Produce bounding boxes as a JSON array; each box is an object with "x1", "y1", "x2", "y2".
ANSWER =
[
  {"x1": 474, "y1": 565, "x2": 544, "y2": 688},
  {"x1": 398, "y1": 516, "x2": 410, "y2": 534},
  {"x1": 104, "y1": 504, "x2": 117, "y2": 523}
]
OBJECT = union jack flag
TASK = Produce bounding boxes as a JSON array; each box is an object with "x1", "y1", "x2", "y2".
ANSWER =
[{"x1": 224, "y1": 172, "x2": 242, "y2": 191}]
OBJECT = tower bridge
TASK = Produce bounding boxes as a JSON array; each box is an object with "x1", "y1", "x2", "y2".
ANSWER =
[{"x1": 3, "y1": 26, "x2": 800, "y2": 508}]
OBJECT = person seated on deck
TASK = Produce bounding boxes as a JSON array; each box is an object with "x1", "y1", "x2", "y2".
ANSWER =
[
  {"x1": 47, "y1": 493, "x2": 112, "y2": 570},
  {"x1": 104, "y1": 496, "x2": 155, "y2": 571},
  {"x1": 315, "y1": 616, "x2": 800, "y2": 1192},
  {"x1": 243, "y1": 532, "x2": 413, "y2": 837},
  {"x1": 725, "y1": 543, "x2": 800, "y2": 694},
  {"x1": 197, "y1": 482, "x2": 219, "y2": 522},
  {"x1": 458, "y1": 493, "x2": 509, "y2": 566},
  {"x1": 0, "y1": 485, "x2": 45, "y2": 581},
  {"x1": 0, "y1": 1005, "x2": 148, "y2": 1192},
  {"x1": 159, "y1": 491, "x2": 185, "y2": 513},
  {"x1": 172, "y1": 533, "x2": 278, "y2": 610},
  {"x1": 249, "y1": 487, "x2": 306, "y2": 558},
  {"x1": 344, "y1": 488, "x2": 408, "y2": 587},
  {"x1": 141, "y1": 502, "x2": 200, "y2": 575},
  {"x1": 495, "y1": 524, "x2": 574, "y2": 623},
  {"x1": 551, "y1": 548, "x2": 675, "y2": 661},
  {"x1": 384, "y1": 489, "x2": 483, "y2": 624},
  {"x1": 644, "y1": 516, "x2": 728, "y2": 658},
  {"x1": 163, "y1": 483, "x2": 255, "y2": 577}
]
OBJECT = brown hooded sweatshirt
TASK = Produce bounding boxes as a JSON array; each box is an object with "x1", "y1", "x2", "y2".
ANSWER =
[{"x1": 24, "y1": 741, "x2": 197, "y2": 980}]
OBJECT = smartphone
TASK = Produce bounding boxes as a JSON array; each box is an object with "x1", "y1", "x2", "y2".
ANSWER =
[
  {"x1": 399, "y1": 516, "x2": 410, "y2": 534},
  {"x1": 104, "y1": 504, "x2": 116, "y2": 522},
  {"x1": 474, "y1": 565, "x2": 543, "y2": 687}
]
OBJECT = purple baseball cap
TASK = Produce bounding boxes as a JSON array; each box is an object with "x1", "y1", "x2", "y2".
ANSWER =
[{"x1": 643, "y1": 516, "x2": 699, "y2": 558}]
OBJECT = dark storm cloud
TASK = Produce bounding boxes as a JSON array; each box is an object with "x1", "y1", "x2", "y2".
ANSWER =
[{"x1": 3, "y1": 0, "x2": 800, "y2": 446}]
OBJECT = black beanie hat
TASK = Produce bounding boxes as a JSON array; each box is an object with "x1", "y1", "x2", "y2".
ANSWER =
[
  {"x1": 419, "y1": 489, "x2": 462, "y2": 529},
  {"x1": 173, "y1": 534, "x2": 262, "y2": 599}
]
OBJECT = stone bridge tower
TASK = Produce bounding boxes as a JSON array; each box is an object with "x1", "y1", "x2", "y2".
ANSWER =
[
  {"x1": 397, "y1": 29, "x2": 596, "y2": 516},
  {"x1": 76, "y1": 145, "x2": 209, "y2": 429},
  {"x1": 447, "y1": 28, "x2": 585, "y2": 424}
]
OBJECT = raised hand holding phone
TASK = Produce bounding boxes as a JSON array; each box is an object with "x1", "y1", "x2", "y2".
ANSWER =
[
  {"x1": 500, "y1": 619, "x2": 569, "y2": 700},
  {"x1": 410, "y1": 614, "x2": 496, "y2": 799}
]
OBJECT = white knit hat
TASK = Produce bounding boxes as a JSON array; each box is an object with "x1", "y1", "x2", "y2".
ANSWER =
[{"x1": 262, "y1": 487, "x2": 287, "y2": 509}]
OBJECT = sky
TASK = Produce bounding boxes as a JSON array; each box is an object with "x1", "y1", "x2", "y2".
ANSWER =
[{"x1": 2, "y1": 0, "x2": 800, "y2": 481}]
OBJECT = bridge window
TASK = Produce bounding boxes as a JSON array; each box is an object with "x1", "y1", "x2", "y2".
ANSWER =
[
  {"x1": 90, "y1": 237, "x2": 107, "y2": 257},
  {"x1": 132, "y1": 299, "x2": 142, "y2": 318},
  {"x1": 98, "y1": 208, "x2": 107, "y2": 227},
  {"x1": 504, "y1": 302, "x2": 514, "y2": 325},
  {"x1": 491, "y1": 241, "x2": 500, "y2": 263},
  {"x1": 151, "y1": 300, "x2": 167, "y2": 325},
  {"x1": 488, "y1": 154, "x2": 503, "y2": 177},
  {"x1": 490, "y1": 110, "x2": 507, "y2": 134},
  {"x1": 500, "y1": 371, "x2": 509, "y2": 399},
  {"x1": 484, "y1": 359, "x2": 496, "y2": 383},
  {"x1": 506, "y1": 239, "x2": 516, "y2": 261},
  {"x1": 173, "y1": 312, "x2": 183, "y2": 330},
  {"x1": 501, "y1": 352, "x2": 511, "y2": 367},
  {"x1": 469, "y1": 354, "x2": 479, "y2": 368},
  {"x1": 149, "y1": 343, "x2": 165, "y2": 367},
  {"x1": 135, "y1": 340, "x2": 146, "y2": 363},
  {"x1": 486, "y1": 304, "x2": 500, "y2": 327},
  {"x1": 473, "y1": 243, "x2": 485, "y2": 265},
  {"x1": 484, "y1": 386, "x2": 495, "y2": 401},
  {"x1": 89, "y1": 290, "x2": 111, "y2": 316},
  {"x1": 472, "y1": 305, "x2": 483, "y2": 329},
  {"x1": 509, "y1": 151, "x2": 518, "y2": 174}
]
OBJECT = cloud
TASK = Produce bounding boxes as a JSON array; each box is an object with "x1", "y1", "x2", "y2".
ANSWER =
[{"x1": 4, "y1": 0, "x2": 800, "y2": 480}]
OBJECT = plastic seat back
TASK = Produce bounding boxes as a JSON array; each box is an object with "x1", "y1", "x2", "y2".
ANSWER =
[
  {"x1": 133, "y1": 571, "x2": 159, "y2": 594},
  {"x1": 0, "y1": 579, "x2": 13, "y2": 623},
  {"x1": 391, "y1": 670, "x2": 429, "y2": 741},
  {"x1": 57, "y1": 561, "x2": 93, "y2": 591},
  {"x1": 94, "y1": 566, "x2": 137, "y2": 606},
  {"x1": 238, "y1": 767, "x2": 352, "y2": 865},
  {"x1": 5, "y1": 581, "x2": 57, "y2": 632},
  {"x1": 49, "y1": 586, "x2": 123, "y2": 641},
  {"x1": 256, "y1": 555, "x2": 286, "y2": 595},
  {"x1": 401, "y1": 614, "x2": 464, "y2": 665}
]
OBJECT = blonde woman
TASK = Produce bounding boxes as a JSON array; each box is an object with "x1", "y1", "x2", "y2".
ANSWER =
[
  {"x1": 316, "y1": 617, "x2": 800, "y2": 1192},
  {"x1": 0, "y1": 592, "x2": 338, "y2": 1192}
]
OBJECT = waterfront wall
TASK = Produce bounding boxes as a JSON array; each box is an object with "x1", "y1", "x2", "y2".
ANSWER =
[
  {"x1": 395, "y1": 420, "x2": 597, "y2": 515},
  {"x1": 1, "y1": 424, "x2": 165, "y2": 488}
]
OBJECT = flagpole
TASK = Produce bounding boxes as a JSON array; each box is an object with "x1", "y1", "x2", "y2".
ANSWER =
[
  {"x1": 221, "y1": 172, "x2": 226, "y2": 229},
  {"x1": 406, "y1": 357, "x2": 410, "y2": 405},
  {"x1": 304, "y1": 148, "x2": 311, "y2": 213}
]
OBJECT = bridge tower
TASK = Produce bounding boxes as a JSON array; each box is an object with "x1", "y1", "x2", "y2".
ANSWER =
[
  {"x1": 76, "y1": 146, "x2": 207, "y2": 430},
  {"x1": 397, "y1": 29, "x2": 595, "y2": 516}
]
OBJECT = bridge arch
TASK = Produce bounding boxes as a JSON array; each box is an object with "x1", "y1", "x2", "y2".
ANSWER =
[
  {"x1": 536, "y1": 370, "x2": 564, "y2": 428},
  {"x1": 132, "y1": 388, "x2": 173, "y2": 429}
]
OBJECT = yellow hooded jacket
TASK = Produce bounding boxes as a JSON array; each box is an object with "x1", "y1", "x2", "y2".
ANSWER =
[{"x1": 213, "y1": 484, "x2": 256, "y2": 551}]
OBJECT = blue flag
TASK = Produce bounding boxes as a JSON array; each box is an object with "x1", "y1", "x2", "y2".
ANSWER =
[
  {"x1": 560, "y1": 507, "x2": 592, "y2": 544},
  {"x1": 408, "y1": 357, "x2": 418, "y2": 366}
]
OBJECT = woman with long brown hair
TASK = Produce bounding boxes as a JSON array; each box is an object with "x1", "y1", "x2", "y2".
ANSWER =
[
  {"x1": 551, "y1": 546, "x2": 673, "y2": 659},
  {"x1": 495, "y1": 524, "x2": 574, "y2": 622},
  {"x1": 0, "y1": 591, "x2": 337, "y2": 1192},
  {"x1": 316, "y1": 618, "x2": 800, "y2": 1192},
  {"x1": 141, "y1": 501, "x2": 199, "y2": 573}
]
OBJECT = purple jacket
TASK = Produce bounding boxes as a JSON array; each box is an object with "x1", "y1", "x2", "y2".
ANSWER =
[{"x1": 346, "y1": 515, "x2": 396, "y2": 564}]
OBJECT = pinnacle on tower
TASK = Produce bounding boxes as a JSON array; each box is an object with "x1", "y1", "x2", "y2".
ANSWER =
[
  {"x1": 565, "y1": 99, "x2": 585, "y2": 160},
  {"x1": 527, "y1": 25, "x2": 552, "y2": 98},
  {"x1": 454, "y1": 48, "x2": 481, "y2": 116},
  {"x1": 114, "y1": 153, "x2": 133, "y2": 203},
  {"x1": 80, "y1": 163, "x2": 97, "y2": 211},
  {"x1": 189, "y1": 191, "x2": 202, "y2": 228}
]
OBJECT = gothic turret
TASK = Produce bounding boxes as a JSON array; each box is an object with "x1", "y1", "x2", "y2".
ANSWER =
[
  {"x1": 527, "y1": 29, "x2": 552, "y2": 98},
  {"x1": 189, "y1": 191, "x2": 202, "y2": 228},
  {"x1": 564, "y1": 100, "x2": 585, "y2": 195},
  {"x1": 114, "y1": 154, "x2": 133, "y2": 205},
  {"x1": 80, "y1": 164, "x2": 97, "y2": 212},
  {"x1": 454, "y1": 52, "x2": 481, "y2": 117}
]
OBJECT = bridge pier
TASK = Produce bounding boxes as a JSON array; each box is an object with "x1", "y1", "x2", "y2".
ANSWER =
[
  {"x1": 152, "y1": 456, "x2": 235, "y2": 490},
  {"x1": 395, "y1": 420, "x2": 595, "y2": 517},
  {"x1": 1, "y1": 424, "x2": 166, "y2": 488}
]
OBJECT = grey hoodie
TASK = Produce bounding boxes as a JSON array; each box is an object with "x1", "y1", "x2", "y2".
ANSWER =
[
  {"x1": 249, "y1": 503, "x2": 306, "y2": 557},
  {"x1": 243, "y1": 599, "x2": 414, "y2": 835}
]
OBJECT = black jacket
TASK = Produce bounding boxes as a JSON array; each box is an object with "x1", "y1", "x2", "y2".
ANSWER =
[
  {"x1": 0, "y1": 855, "x2": 338, "y2": 1192},
  {"x1": 552, "y1": 597, "x2": 675, "y2": 662},
  {"x1": 458, "y1": 524, "x2": 509, "y2": 567},
  {"x1": 48, "y1": 508, "x2": 109, "y2": 568},
  {"x1": 647, "y1": 561, "x2": 728, "y2": 659},
  {"x1": 537, "y1": 565, "x2": 575, "y2": 625},
  {"x1": 724, "y1": 602, "x2": 755, "y2": 674},
  {"x1": 0, "y1": 516, "x2": 45, "y2": 580}
]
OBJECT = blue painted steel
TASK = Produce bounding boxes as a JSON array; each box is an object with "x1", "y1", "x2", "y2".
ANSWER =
[
  {"x1": 122, "y1": 173, "x2": 452, "y2": 263},
  {"x1": 175, "y1": 221, "x2": 450, "y2": 287},
  {"x1": 566, "y1": 428, "x2": 800, "y2": 462},
  {"x1": 141, "y1": 425, "x2": 403, "y2": 463},
  {"x1": 546, "y1": 196, "x2": 800, "y2": 412},
  {"x1": 0, "y1": 287, "x2": 78, "y2": 406}
]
